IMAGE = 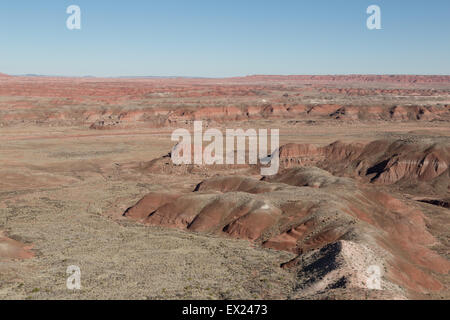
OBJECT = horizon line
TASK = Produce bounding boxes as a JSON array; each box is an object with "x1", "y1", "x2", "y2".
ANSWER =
[{"x1": 2, "y1": 73, "x2": 450, "y2": 79}]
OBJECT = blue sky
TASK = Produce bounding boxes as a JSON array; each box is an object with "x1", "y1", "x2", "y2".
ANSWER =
[{"x1": 0, "y1": 0, "x2": 449, "y2": 77}]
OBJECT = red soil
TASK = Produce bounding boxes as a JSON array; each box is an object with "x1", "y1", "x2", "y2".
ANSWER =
[{"x1": 0, "y1": 231, "x2": 34, "y2": 260}]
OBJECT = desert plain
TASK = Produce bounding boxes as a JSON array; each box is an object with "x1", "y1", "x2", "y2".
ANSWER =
[{"x1": 0, "y1": 73, "x2": 449, "y2": 300}]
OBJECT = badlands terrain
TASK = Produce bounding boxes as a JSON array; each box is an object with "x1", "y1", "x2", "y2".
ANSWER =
[{"x1": 0, "y1": 73, "x2": 449, "y2": 299}]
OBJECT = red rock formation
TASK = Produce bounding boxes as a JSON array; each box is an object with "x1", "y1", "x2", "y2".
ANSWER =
[
  {"x1": 123, "y1": 167, "x2": 450, "y2": 296},
  {"x1": 278, "y1": 139, "x2": 450, "y2": 187},
  {"x1": 1, "y1": 74, "x2": 449, "y2": 127}
]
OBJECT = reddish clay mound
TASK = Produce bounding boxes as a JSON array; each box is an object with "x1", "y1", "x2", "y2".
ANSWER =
[
  {"x1": 328, "y1": 105, "x2": 445, "y2": 121},
  {"x1": 124, "y1": 167, "x2": 449, "y2": 297},
  {"x1": 141, "y1": 139, "x2": 449, "y2": 189},
  {"x1": 279, "y1": 139, "x2": 450, "y2": 189},
  {"x1": 125, "y1": 168, "x2": 360, "y2": 251}
]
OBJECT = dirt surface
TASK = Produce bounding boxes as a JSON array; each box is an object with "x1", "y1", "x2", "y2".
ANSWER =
[{"x1": 0, "y1": 74, "x2": 449, "y2": 300}]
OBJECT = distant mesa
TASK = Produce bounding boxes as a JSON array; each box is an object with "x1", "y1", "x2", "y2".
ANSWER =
[
  {"x1": 242, "y1": 74, "x2": 450, "y2": 84},
  {"x1": 1, "y1": 73, "x2": 450, "y2": 83}
]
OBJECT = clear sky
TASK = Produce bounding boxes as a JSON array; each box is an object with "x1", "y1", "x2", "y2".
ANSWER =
[{"x1": 0, "y1": 0, "x2": 449, "y2": 77}]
